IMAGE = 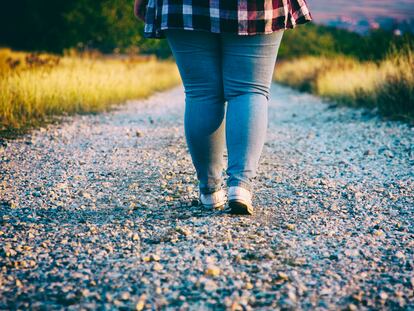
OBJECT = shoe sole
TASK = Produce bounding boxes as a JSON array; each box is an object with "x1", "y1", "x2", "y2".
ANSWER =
[
  {"x1": 199, "y1": 199, "x2": 226, "y2": 210},
  {"x1": 228, "y1": 200, "x2": 254, "y2": 215},
  {"x1": 202, "y1": 203, "x2": 225, "y2": 210}
]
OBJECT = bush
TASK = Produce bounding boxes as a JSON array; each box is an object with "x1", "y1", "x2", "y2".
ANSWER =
[
  {"x1": 274, "y1": 45, "x2": 414, "y2": 122},
  {"x1": 0, "y1": 49, "x2": 181, "y2": 131}
]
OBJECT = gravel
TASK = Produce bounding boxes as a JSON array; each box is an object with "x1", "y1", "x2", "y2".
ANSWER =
[{"x1": 1, "y1": 84, "x2": 413, "y2": 310}]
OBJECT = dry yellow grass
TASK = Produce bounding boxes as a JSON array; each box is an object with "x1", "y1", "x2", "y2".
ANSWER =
[
  {"x1": 274, "y1": 50, "x2": 414, "y2": 121},
  {"x1": 274, "y1": 56, "x2": 359, "y2": 92},
  {"x1": 0, "y1": 48, "x2": 181, "y2": 131},
  {"x1": 315, "y1": 61, "x2": 383, "y2": 106}
]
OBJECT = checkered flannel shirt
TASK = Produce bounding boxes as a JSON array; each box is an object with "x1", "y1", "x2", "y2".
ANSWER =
[{"x1": 138, "y1": 0, "x2": 312, "y2": 39}]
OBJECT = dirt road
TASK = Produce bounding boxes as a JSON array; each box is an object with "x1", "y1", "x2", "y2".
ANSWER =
[{"x1": 1, "y1": 84, "x2": 413, "y2": 309}]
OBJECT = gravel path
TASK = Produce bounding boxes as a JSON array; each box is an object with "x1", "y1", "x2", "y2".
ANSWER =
[{"x1": 1, "y1": 84, "x2": 413, "y2": 310}]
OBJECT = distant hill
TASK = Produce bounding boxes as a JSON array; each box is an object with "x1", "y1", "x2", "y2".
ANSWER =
[{"x1": 309, "y1": 0, "x2": 414, "y2": 33}]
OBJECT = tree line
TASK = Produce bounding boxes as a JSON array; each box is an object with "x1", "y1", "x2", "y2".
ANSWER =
[
  {"x1": 1, "y1": 0, "x2": 412, "y2": 60},
  {"x1": 0, "y1": 0, "x2": 171, "y2": 57},
  {"x1": 280, "y1": 23, "x2": 414, "y2": 61}
]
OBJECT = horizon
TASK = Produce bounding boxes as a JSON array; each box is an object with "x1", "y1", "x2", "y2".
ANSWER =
[{"x1": 309, "y1": 0, "x2": 414, "y2": 22}]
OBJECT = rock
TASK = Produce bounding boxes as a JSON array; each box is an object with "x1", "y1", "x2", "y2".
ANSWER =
[
  {"x1": 4, "y1": 248, "x2": 17, "y2": 257},
  {"x1": 81, "y1": 191, "x2": 92, "y2": 199},
  {"x1": 277, "y1": 272, "x2": 289, "y2": 281},
  {"x1": 32, "y1": 191, "x2": 41, "y2": 197},
  {"x1": 287, "y1": 288, "x2": 297, "y2": 303},
  {"x1": 379, "y1": 291, "x2": 388, "y2": 300},
  {"x1": 143, "y1": 253, "x2": 160, "y2": 262},
  {"x1": 2, "y1": 79, "x2": 413, "y2": 310},
  {"x1": 81, "y1": 289, "x2": 91, "y2": 297},
  {"x1": 383, "y1": 150, "x2": 394, "y2": 158},
  {"x1": 105, "y1": 293, "x2": 113, "y2": 302},
  {"x1": 395, "y1": 251, "x2": 405, "y2": 260},
  {"x1": 344, "y1": 249, "x2": 360, "y2": 257},
  {"x1": 205, "y1": 265, "x2": 220, "y2": 277},
  {"x1": 170, "y1": 248, "x2": 179, "y2": 255},
  {"x1": 120, "y1": 292, "x2": 130, "y2": 300},
  {"x1": 203, "y1": 279, "x2": 218, "y2": 292},
  {"x1": 150, "y1": 254, "x2": 160, "y2": 261},
  {"x1": 153, "y1": 262, "x2": 163, "y2": 271},
  {"x1": 245, "y1": 282, "x2": 254, "y2": 290},
  {"x1": 176, "y1": 226, "x2": 191, "y2": 236},
  {"x1": 136, "y1": 294, "x2": 147, "y2": 311},
  {"x1": 286, "y1": 224, "x2": 296, "y2": 230}
]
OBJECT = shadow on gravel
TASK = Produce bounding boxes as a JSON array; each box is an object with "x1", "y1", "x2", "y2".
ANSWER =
[{"x1": 0, "y1": 199, "x2": 234, "y2": 230}]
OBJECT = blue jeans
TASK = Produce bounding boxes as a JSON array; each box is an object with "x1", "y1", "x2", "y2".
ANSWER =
[{"x1": 164, "y1": 29, "x2": 284, "y2": 194}]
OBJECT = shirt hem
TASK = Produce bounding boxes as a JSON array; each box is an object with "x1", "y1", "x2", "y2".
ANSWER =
[{"x1": 143, "y1": 16, "x2": 312, "y2": 40}]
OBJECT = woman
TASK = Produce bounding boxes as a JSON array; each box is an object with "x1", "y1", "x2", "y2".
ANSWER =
[{"x1": 135, "y1": 0, "x2": 312, "y2": 215}]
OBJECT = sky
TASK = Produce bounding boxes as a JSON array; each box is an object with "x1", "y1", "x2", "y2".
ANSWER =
[{"x1": 308, "y1": 0, "x2": 414, "y2": 22}]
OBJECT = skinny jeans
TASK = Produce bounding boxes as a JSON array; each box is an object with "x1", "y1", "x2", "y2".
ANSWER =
[{"x1": 164, "y1": 29, "x2": 284, "y2": 194}]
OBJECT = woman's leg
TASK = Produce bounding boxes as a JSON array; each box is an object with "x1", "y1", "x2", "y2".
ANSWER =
[
  {"x1": 164, "y1": 29, "x2": 226, "y2": 194},
  {"x1": 221, "y1": 30, "x2": 284, "y2": 191}
]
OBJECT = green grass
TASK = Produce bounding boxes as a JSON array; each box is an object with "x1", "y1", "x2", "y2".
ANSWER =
[{"x1": 0, "y1": 48, "x2": 181, "y2": 136}]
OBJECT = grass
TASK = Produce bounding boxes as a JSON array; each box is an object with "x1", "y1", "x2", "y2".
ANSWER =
[
  {"x1": 274, "y1": 46, "x2": 414, "y2": 122},
  {"x1": 0, "y1": 48, "x2": 181, "y2": 136}
]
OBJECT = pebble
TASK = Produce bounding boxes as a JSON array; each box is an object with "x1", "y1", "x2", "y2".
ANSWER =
[
  {"x1": 395, "y1": 251, "x2": 405, "y2": 260},
  {"x1": 383, "y1": 150, "x2": 394, "y2": 158},
  {"x1": 153, "y1": 263, "x2": 163, "y2": 271},
  {"x1": 379, "y1": 291, "x2": 389, "y2": 300},
  {"x1": 135, "y1": 294, "x2": 147, "y2": 311},
  {"x1": 120, "y1": 292, "x2": 130, "y2": 300},
  {"x1": 0, "y1": 85, "x2": 413, "y2": 310},
  {"x1": 286, "y1": 223, "x2": 296, "y2": 230},
  {"x1": 175, "y1": 226, "x2": 191, "y2": 236},
  {"x1": 202, "y1": 279, "x2": 218, "y2": 292},
  {"x1": 205, "y1": 265, "x2": 220, "y2": 277},
  {"x1": 277, "y1": 272, "x2": 289, "y2": 281},
  {"x1": 245, "y1": 282, "x2": 254, "y2": 290},
  {"x1": 143, "y1": 254, "x2": 160, "y2": 262}
]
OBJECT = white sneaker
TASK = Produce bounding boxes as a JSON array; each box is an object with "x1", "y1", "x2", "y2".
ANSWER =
[
  {"x1": 228, "y1": 186, "x2": 254, "y2": 215},
  {"x1": 200, "y1": 189, "x2": 226, "y2": 209}
]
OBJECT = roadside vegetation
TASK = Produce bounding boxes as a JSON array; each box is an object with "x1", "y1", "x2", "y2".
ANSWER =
[
  {"x1": 1, "y1": 0, "x2": 413, "y2": 134},
  {"x1": 274, "y1": 24, "x2": 414, "y2": 122},
  {"x1": 0, "y1": 48, "x2": 181, "y2": 134}
]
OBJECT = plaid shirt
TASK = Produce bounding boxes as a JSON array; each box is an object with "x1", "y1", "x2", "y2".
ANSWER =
[{"x1": 138, "y1": 0, "x2": 312, "y2": 39}]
